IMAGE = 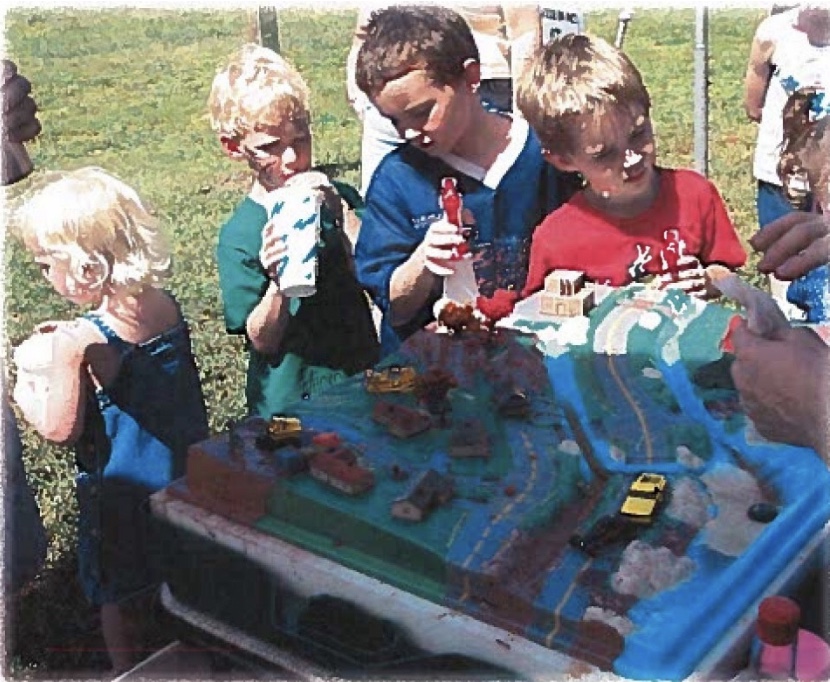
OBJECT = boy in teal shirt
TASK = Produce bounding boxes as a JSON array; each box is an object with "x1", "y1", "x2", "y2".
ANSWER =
[{"x1": 209, "y1": 44, "x2": 379, "y2": 416}]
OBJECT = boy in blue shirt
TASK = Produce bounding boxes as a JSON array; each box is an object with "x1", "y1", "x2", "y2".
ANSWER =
[
  {"x1": 353, "y1": 6, "x2": 563, "y2": 355},
  {"x1": 208, "y1": 44, "x2": 379, "y2": 416}
]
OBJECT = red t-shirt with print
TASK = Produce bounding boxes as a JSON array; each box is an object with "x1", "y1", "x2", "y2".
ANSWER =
[{"x1": 522, "y1": 168, "x2": 747, "y2": 296}]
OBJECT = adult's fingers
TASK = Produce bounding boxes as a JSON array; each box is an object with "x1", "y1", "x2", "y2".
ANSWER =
[
  {"x1": 2, "y1": 73, "x2": 33, "y2": 112},
  {"x1": 750, "y1": 211, "x2": 813, "y2": 253},
  {"x1": 774, "y1": 238, "x2": 830, "y2": 280},
  {"x1": 3, "y1": 96, "x2": 41, "y2": 142},
  {"x1": 755, "y1": 214, "x2": 830, "y2": 277},
  {"x1": 2, "y1": 60, "x2": 18, "y2": 83}
]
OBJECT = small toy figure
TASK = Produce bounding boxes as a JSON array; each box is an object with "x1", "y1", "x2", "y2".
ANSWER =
[{"x1": 440, "y1": 177, "x2": 469, "y2": 260}]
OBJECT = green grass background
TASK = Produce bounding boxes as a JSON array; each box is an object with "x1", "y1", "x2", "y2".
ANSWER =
[{"x1": 2, "y1": 6, "x2": 767, "y2": 675}]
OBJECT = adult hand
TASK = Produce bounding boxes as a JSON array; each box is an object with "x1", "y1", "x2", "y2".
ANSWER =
[
  {"x1": 2, "y1": 60, "x2": 41, "y2": 143},
  {"x1": 730, "y1": 319, "x2": 829, "y2": 461},
  {"x1": 751, "y1": 211, "x2": 830, "y2": 281}
]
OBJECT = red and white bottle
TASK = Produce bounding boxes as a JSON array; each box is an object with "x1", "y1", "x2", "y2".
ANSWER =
[
  {"x1": 439, "y1": 177, "x2": 468, "y2": 260},
  {"x1": 746, "y1": 596, "x2": 830, "y2": 681}
]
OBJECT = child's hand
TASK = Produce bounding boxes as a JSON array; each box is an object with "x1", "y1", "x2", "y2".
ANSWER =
[
  {"x1": 421, "y1": 218, "x2": 466, "y2": 277},
  {"x1": 655, "y1": 254, "x2": 709, "y2": 297},
  {"x1": 259, "y1": 220, "x2": 288, "y2": 284},
  {"x1": 672, "y1": 267, "x2": 707, "y2": 297}
]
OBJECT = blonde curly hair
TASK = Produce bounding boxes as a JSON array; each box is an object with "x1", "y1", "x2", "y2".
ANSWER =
[
  {"x1": 208, "y1": 43, "x2": 310, "y2": 141},
  {"x1": 14, "y1": 166, "x2": 171, "y2": 296}
]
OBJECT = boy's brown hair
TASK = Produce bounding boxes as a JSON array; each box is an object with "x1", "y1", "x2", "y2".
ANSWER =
[
  {"x1": 517, "y1": 33, "x2": 651, "y2": 155},
  {"x1": 355, "y1": 5, "x2": 479, "y2": 98},
  {"x1": 778, "y1": 87, "x2": 830, "y2": 209}
]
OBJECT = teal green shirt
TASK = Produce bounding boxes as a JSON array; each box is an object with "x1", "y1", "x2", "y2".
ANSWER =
[{"x1": 217, "y1": 181, "x2": 379, "y2": 417}]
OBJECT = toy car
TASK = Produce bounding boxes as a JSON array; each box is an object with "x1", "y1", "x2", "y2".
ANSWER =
[
  {"x1": 620, "y1": 473, "x2": 668, "y2": 524},
  {"x1": 569, "y1": 514, "x2": 640, "y2": 557},
  {"x1": 364, "y1": 365, "x2": 417, "y2": 393},
  {"x1": 256, "y1": 415, "x2": 303, "y2": 450}
]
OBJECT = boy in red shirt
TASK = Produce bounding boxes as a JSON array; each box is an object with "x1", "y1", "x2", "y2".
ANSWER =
[{"x1": 517, "y1": 33, "x2": 746, "y2": 296}]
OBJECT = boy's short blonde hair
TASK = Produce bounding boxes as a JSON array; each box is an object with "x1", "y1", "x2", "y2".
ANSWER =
[
  {"x1": 517, "y1": 33, "x2": 651, "y2": 155},
  {"x1": 208, "y1": 43, "x2": 310, "y2": 140},
  {"x1": 14, "y1": 166, "x2": 171, "y2": 295}
]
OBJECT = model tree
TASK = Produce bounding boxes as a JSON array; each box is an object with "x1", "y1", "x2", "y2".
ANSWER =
[{"x1": 413, "y1": 367, "x2": 459, "y2": 424}]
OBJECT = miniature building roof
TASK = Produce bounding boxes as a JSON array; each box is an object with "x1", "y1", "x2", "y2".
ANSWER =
[
  {"x1": 399, "y1": 468, "x2": 454, "y2": 510},
  {"x1": 545, "y1": 269, "x2": 584, "y2": 283}
]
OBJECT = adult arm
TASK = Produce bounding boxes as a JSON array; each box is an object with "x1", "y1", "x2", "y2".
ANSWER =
[
  {"x1": 730, "y1": 320, "x2": 829, "y2": 462},
  {"x1": 743, "y1": 21, "x2": 774, "y2": 122},
  {"x1": 345, "y1": 8, "x2": 373, "y2": 120},
  {"x1": 751, "y1": 211, "x2": 830, "y2": 280}
]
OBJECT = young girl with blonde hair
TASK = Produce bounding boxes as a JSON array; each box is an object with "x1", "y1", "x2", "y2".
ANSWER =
[{"x1": 12, "y1": 166, "x2": 209, "y2": 673}]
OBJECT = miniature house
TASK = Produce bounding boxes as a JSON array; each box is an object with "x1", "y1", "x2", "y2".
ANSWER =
[
  {"x1": 391, "y1": 469, "x2": 454, "y2": 522},
  {"x1": 540, "y1": 269, "x2": 595, "y2": 317},
  {"x1": 448, "y1": 418, "x2": 490, "y2": 458},
  {"x1": 372, "y1": 401, "x2": 432, "y2": 439}
]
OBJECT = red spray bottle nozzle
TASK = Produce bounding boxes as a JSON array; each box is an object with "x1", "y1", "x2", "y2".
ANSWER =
[{"x1": 440, "y1": 177, "x2": 469, "y2": 259}]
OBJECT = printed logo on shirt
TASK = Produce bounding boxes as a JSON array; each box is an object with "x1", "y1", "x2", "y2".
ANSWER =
[
  {"x1": 628, "y1": 228, "x2": 702, "y2": 283},
  {"x1": 411, "y1": 213, "x2": 443, "y2": 232}
]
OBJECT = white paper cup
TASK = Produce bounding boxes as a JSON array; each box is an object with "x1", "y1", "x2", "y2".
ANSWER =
[
  {"x1": 13, "y1": 332, "x2": 57, "y2": 427},
  {"x1": 14, "y1": 331, "x2": 55, "y2": 374},
  {"x1": 265, "y1": 187, "x2": 322, "y2": 298}
]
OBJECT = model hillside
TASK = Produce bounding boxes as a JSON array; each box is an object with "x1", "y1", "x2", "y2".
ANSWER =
[{"x1": 173, "y1": 284, "x2": 830, "y2": 680}]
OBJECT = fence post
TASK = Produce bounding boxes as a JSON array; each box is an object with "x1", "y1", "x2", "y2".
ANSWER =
[
  {"x1": 693, "y1": 6, "x2": 709, "y2": 176},
  {"x1": 258, "y1": 6, "x2": 281, "y2": 53},
  {"x1": 614, "y1": 9, "x2": 633, "y2": 49}
]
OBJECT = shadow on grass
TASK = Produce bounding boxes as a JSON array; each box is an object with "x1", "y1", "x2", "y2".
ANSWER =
[{"x1": 6, "y1": 553, "x2": 177, "y2": 680}]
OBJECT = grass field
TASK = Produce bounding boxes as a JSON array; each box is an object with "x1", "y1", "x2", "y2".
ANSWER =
[{"x1": 2, "y1": 5, "x2": 768, "y2": 676}]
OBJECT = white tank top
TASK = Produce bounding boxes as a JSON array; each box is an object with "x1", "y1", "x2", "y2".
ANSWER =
[{"x1": 752, "y1": 10, "x2": 830, "y2": 185}]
